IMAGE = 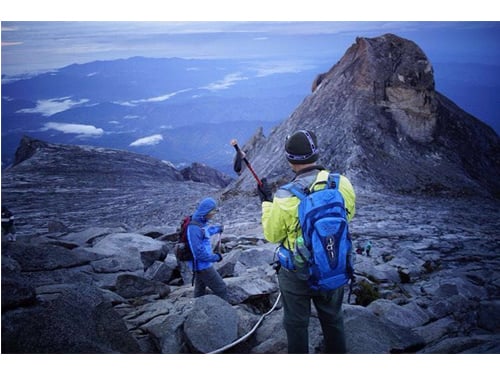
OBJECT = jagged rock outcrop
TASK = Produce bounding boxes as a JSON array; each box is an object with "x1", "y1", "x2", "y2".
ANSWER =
[
  {"x1": 232, "y1": 34, "x2": 500, "y2": 198},
  {"x1": 13, "y1": 136, "x2": 50, "y2": 166},
  {"x1": 2, "y1": 281, "x2": 141, "y2": 353}
]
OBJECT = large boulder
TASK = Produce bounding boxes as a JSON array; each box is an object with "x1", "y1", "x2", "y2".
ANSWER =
[
  {"x1": 1, "y1": 283, "x2": 141, "y2": 353},
  {"x1": 184, "y1": 295, "x2": 238, "y2": 353}
]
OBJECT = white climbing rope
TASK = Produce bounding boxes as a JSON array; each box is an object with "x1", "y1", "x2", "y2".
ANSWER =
[{"x1": 208, "y1": 292, "x2": 282, "y2": 354}]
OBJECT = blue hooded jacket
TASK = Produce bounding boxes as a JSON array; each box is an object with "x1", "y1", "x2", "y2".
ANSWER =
[{"x1": 186, "y1": 197, "x2": 223, "y2": 271}]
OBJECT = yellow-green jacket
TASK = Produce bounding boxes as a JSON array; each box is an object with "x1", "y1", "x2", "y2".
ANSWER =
[{"x1": 261, "y1": 168, "x2": 356, "y2": 251}]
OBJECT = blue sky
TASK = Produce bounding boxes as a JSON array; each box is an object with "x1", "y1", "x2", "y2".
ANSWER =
[
  {"x1": 1, "y1": 0, "x2": 499, "y2": 77},
  {"x1": 2, "y1": 21, "x2": 500, "y2": 78}
]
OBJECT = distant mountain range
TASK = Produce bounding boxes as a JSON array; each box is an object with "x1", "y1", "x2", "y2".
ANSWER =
[
  {"x1": 2, "y1": 43, "x2": 499, "y2": 175},
  {"x1": 1, "y1": 57, "x2": 318, "y2": 174}
]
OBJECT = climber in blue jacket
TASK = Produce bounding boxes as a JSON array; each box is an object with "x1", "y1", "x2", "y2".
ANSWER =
[{"x1": 186, "y1": 197, "x2": 228, "y2": 301}]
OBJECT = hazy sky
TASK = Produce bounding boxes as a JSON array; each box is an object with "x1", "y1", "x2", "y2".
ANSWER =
[
  {"x1": 2, "y1": 1, "x2": 499, "y2": 76},
  {"x1": 2, "y1": 21, "x2": 500, "y2": 77}
]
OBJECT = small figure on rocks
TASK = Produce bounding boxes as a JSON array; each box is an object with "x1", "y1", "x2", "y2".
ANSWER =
[
  {"x1": 2, "y1": 205, "x2": 17, "y2": 242},
  {"x1": 364, "y1": 241, "x2": 372, "y2": 257}
]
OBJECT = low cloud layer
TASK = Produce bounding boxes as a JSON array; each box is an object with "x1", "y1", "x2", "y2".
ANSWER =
[
  {"x1": 129, "y1": 134, "x2": 163, "y2": 147},
  {"x1": 18, "y1": 97, "x2": 89, "y2": 116},
  {"x1": 117, "y1": 88, "x2": 192, "y2": 107},
  {"x1": 41, "y1": 122, "x2": 104, "y2": 137},
  {"x1": 202, "y1": 73, "x2": 247, "y2": 91}
]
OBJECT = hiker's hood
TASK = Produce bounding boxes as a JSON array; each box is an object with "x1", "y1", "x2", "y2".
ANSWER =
[{"x1": 192, "y1": 197, "x2": 217, "y2": 223}]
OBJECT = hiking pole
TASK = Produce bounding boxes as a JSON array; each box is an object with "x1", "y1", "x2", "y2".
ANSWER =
[{"x1": 230, "y1": 139, "x2": 263, "y2": 186}]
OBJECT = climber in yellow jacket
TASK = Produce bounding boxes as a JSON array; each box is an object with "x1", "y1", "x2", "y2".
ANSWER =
[{"x1": 257, "y1": 129, "x2": 356, "y2": 354}]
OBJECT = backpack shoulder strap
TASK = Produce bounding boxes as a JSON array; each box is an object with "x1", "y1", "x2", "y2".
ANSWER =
[
  {"x1": 189, "y1": 219, "x2": 203, "y2": 227},
  {"x1": 282, "y1": 170, "x2": 338, "y2": 198},
  {"x1": 282, "y1": 169, "x2": 327, "y2": 199},
  {"x1": 281, "y1": 182, "x2": 308, "y2": 200},
  {"x1": 302, "y1": 169, "x2": 333, "y2": 193},
  {"x1": 328, "y1": 173, "x2": 340, "y2": 190},
  {"x1": 188, "y1": 219, "x2": 205, "y2": 238}
]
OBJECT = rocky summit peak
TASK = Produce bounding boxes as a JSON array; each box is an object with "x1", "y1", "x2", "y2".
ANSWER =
[
  {"x1": 314, "y1": 33, "x2": 436, "y2": 143},
  {"x1": 232, "y1": 34, "x2": 500, "y2": 198},
  {"x1": 13, "y1": 136, "x2": 50, "y2": 166}
]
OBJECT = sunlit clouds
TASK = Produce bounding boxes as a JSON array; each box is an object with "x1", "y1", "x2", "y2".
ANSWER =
[
  {"x1": 253, "y1": 61, "x2": 316, "y2": 77},
  {"x1": 114, "y1": 72, "x2": 251, "y2": 106}
]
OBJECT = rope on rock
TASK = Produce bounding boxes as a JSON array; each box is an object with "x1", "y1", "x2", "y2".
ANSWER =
[{"x1": 208, "y1": 292, "x2": 282, "y2": 354}]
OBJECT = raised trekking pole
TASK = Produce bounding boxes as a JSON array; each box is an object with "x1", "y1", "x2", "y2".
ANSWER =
[{"x1": 230, "y1": 139, "x2": 263, "y2": 186}]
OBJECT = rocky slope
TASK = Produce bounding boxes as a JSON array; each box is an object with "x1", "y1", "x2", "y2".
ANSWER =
[
  {"x1": 2, "y1": 136, "x2": 231, "y2": 234},
  {"x1": 2, "y1": 191, "x2": 499, "y2": 353},
  {"x1": 231, "y1": 34, "x2": 500, "y2": 198}
]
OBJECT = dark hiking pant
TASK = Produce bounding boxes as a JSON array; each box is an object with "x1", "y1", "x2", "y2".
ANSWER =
[
  {"x1": 194, "y1": 266, "x2": 228, "y2": 301},
  {"x1": 278, "y1": 268, "x2": 346, "y2": 354}
]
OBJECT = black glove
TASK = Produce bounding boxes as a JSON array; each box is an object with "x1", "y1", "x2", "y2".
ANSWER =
[
  {"x1": 257, "y1": 178, "x2": 273, "y2": 203},
  {"x1": 215, "y1": 253, "x2": 223, "y2": 262}
]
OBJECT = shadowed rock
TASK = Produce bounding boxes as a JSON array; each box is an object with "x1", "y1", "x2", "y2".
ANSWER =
[{"x1": 2, "y1": 283, "x2": 141, "y2": 353}]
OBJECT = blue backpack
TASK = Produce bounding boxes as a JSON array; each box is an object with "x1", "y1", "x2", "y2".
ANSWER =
[{"x1": 281, "y1": 172, "x2": 354, "y2": 292}]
